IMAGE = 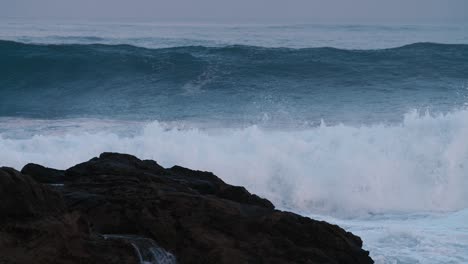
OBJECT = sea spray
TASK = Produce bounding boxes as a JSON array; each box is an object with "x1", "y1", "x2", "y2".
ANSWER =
[{"x1": 1, "y1": 109, "x2": 467, "y2": 217}]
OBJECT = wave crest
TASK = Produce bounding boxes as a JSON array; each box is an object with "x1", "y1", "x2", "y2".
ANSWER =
[{"x1": 1, "y1": 40, "x2": 467, "y2": 120}]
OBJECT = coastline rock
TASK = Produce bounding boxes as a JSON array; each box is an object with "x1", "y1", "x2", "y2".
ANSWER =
[
  {"x1": 21, "y1": 163, "x2": 65, "y2": 184},
  {"x1": 1, "y1": 153, "x2": 374, "y2": 263},
  {"x1": 0, "y1": 167, "x2": 137, "y2": 264},
  {"x1": 0, "y1": 167, "x2": 64, "y2": 219}
]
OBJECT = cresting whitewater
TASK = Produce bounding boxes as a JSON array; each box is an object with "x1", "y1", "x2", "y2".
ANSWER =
[{"x1": 1, "y1": 22, "x2": 468, "y2": 263}]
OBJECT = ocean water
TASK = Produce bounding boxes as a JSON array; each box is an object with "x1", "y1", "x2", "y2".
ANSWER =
[{"x1": 1, "y1": 20, "x2": 468, "y2": 263}]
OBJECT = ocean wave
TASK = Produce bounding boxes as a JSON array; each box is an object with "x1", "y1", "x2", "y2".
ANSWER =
[
  {"x1": 1, "y1": 40, "x2": 467, "y2": 120},
  {"x1": 1, "y1": 109, "x2": 468, "y2": 217},
  {"x1": 2, "y1": 40, "x2": 467, "y2": 84}
]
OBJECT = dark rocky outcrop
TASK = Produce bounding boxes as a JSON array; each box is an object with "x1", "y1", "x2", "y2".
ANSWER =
[
  {"x1": 1, "y1": 153, "x2": 373, "y2": 264},
  {"x1": 21, "y1": 163, "x2": 64, "y2": 184},
  {"x1": 0, "y1": 167, "x2": 63, "y2": 219},
  {"x1": 0, "y1": 167, "x2": 137, "y2": 264}
]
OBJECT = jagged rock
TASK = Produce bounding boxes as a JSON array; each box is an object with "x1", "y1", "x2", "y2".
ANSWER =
[
  {"x1": 2, "y1": 153, "x2": 373, "y2": 263},
  {"x1": 61, "y1": 153, "x2": 373, "y2": 264}
]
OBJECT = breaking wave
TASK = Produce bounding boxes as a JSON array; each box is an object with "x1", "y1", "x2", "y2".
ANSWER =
[{"x1": 1, "y1": 109, "x2": 467, "y2": 217}]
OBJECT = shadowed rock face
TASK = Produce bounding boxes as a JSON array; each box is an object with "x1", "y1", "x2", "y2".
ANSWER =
[
  {"x1": 3, "y1": 153, "x2": 373, "y2": 264},
  {"x1": 0, "y1": 167, "x2": 137, "y2": 264},
  {"x1": 21, "y1": 163, "x2": 65, "y2": 184},
  {"x1": 0, "y1": 167, "x2": 63, "y2": 219}
]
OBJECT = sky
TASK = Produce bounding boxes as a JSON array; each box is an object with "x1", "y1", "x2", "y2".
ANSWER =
[{"x1": 1, "y1": 0, "x2": 468, "y2": 24}]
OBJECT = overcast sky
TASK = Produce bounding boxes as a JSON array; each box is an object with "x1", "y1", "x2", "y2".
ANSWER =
[{"x1": 1, "y1": 0, "x2": 467, "y2": 24}]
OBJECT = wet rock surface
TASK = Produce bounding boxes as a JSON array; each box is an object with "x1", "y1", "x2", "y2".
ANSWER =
[{"x1": 2, "y1": 153, "x2": 373, "y2": 264}]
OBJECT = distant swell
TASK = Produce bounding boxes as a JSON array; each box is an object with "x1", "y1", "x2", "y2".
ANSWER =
[{"x1": 1, "y1": 40, "x2": 467, "y2": 121}]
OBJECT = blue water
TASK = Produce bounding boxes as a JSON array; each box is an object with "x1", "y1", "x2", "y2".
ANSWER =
[
  {"x1": 1, "y1": 40, "x2": 468, "y2": 126},
  {"x1": 1, "y1": 20, "x2": 468, "y2": 263}
]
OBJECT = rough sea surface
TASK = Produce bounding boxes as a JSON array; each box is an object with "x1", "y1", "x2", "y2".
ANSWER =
[{"x1": 1, "y1": 19, "x2": 468, "y2": 263}]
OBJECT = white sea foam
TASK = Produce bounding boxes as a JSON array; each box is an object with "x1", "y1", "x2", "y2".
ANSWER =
[
  {"x1": 311, "y1": 209, "x2": 468, "y2": 264},
  {"x1": 1, "y1": 109, "x2": 467, "y2": 217}
]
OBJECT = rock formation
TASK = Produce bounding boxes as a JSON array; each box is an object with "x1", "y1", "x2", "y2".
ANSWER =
[{"x1": 0, "y1": 153, "x2": 373, "y2": 264}]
